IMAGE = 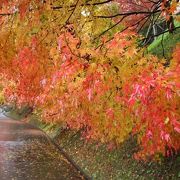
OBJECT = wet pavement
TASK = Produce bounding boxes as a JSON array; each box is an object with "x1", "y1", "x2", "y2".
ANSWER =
[{"x1": 0, "y1": 113, "x2": 84, "y2": 180}]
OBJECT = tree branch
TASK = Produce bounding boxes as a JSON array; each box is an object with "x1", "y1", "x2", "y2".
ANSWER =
[
  {"x1": 161, "y1": 33, "x2": 165, "y2": 58},
  {"x1": 95, "y1": 15, "x2": 150, "y2": 49},
  {"x1": 0, "y1": 13, "x2": 12, "y2": 16},
  {"x1": 94, "y1": 15, "x2": 127, "y2": 40},
  {"x1": 94, "y1": 10, "x2": 161, "y2": 18},
  {"x1": 52, "y1": 0, "x2": 113, "y2": 10},
  {"x1": 142, "y1": 26, "x2": 180, "y2": 43}
]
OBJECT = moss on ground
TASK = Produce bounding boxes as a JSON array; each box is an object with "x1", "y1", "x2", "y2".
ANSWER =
[
  {"x1": 147, "y1": 21, "x2": 180, "y2": 59},
  {"x1": 55, "y1": 130, "x2": 180, "y2": 180},
  {"x1": 29, "y1": 114, "x2": 61, "y2": 138},
  {"x1": 5, "y1": 107, "x2": 26, "y2": 120}
]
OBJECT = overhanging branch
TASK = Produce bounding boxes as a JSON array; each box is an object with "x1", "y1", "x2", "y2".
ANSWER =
[
  {"x1": 52, "y1": 0, "x2": 113, "y2": 10},
  {"x1": 94, "y1": 10, "x2": 161, "y2": 18},
  {"x1": 142, "y1": 26, "x2": 180, "y2": 44},
  {"x1": 0, "y1": 13, "x2": 12, "y2": 16}
]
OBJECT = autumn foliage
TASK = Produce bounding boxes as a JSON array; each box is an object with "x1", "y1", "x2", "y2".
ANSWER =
[{"x1": 0, "y1": 0, "x2": 179, "y2": 160}]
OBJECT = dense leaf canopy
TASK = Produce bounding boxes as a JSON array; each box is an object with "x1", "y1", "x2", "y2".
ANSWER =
[{"x1": 0, "y1": 0, "x2": 179, "y2": 160}]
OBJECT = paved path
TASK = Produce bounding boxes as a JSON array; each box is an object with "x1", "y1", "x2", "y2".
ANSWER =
[{"x1": 0, "y1": 113, "x2": 84, "y2": 180}]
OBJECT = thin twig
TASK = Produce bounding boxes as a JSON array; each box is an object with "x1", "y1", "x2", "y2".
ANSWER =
[
  {"x1": 161, "y1": 33, "x2": 165, "y2": 58},
  {"x1": 95, "y1": 14, "x2": 149, "y2": 45},
  {"x1": 0, "y1": 13, "x2": 12, "y2": 16},
  {"x1": 94, "y1": 15, "x2": 127, "y2": 40},
  {"x1": 37, "y1": 0, "x2": 80, "y2": 47}
]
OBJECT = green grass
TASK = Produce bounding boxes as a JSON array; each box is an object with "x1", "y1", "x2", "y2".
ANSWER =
[
  {"x1": 29, "y1": 114, "x2": 61, "y2": 138},
  {"x1": 147, "y1": 21, "x2": 180, "y2": 59}
]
